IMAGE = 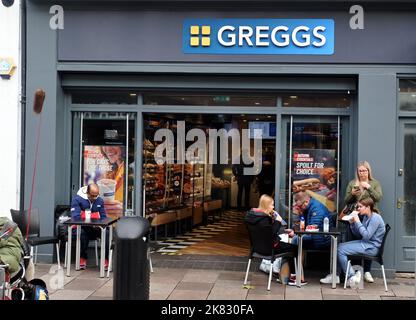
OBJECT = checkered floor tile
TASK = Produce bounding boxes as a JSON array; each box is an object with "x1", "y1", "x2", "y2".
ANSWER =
[{"x1": 152, "y1": 209, "x2": 244, "y2": 255}]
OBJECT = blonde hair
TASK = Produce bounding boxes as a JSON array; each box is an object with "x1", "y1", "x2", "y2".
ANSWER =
[
  {"x1": 258, "y1": 194, "x2": 274, "y2": 214},
  {"x1": 355, "y1": 160, "x2": 374, "y2": 183}
]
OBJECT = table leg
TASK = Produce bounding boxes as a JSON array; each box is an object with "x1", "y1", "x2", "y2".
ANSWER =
[
  {"x1": 330, "y1": 236, "x2": 333, "y2": 275},
  {"x1": 331, "y1": 236, "x2": 338, "y2": 289},
  {"x1": 100, "y1": 227, "x2": 106, "y2": 278},
  {"x1": 75, "y1": 226, "x2": 81, "y2": 270},
  {"x1": 66, "y1": 226, "x2": 72, "y2": 277},
  {"x1": 296, "y1": 235, "x2": 303, "y2": 287}
]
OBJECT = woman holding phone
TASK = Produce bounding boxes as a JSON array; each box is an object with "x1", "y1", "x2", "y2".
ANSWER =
[
  {"x1": 343, "y1": 160, "x2": 383, "y2": 283},
  {"x1": 345, "y1": 161, "x2": 383, "y2": 212}
]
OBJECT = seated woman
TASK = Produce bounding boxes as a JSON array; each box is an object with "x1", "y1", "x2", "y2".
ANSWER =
[
  {"x1": 320, "y1": 197, "x2": 386, "y2": 287},
  {"x1": 0, "y1": 217, "x2": 24, "y2": 275},
  {"x1": 245, "y1": 194, "x2": 307, "y2": 286}
]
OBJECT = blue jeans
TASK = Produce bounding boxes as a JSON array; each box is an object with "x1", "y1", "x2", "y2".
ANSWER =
[{"x1": 337, "y1": 241, "x2": 378, "y2": 279}]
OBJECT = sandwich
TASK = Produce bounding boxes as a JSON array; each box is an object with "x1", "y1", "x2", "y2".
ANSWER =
[{"x1": 292, "y1": 178, "x2": 321, "y2": 193}]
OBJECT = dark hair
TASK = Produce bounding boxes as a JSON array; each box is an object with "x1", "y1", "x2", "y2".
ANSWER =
[{"x1": 358, "y1": 197, "x2": 379, "y2": 213}]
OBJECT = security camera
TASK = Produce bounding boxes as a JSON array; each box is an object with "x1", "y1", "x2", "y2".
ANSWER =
[{"x1": 1, "y1": 0, "x2": 14, "y2": 7}]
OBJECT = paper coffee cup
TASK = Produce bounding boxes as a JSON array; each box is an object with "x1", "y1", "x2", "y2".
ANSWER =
[
  {"x1": 97, "y1": 179, "x2": 116, "y2": 201},
  {"x1": 85, "y1": 209, "x2": 91, "y2": 223}
]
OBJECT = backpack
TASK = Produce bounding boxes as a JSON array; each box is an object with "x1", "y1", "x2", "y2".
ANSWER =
[{"x1": 55, "y1": 210, "x2": 71, "y2": 242}]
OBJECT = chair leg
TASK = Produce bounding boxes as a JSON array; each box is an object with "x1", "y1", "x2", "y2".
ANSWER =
[
  {"x1": 149, "y1": 255, "x2": 153, "y2": 273},
  {"x1": 267, "y1": 261, "x2": 273, "y2": 291},
  {"x1": 381, "y1": 265, "x2": 388, "y2": 292},
  {"x1": 64, "y1": 242, "x2": 68, "y2": 268},
  {"x1": 95, "y1": 240, "x2": 99, "y2": 266},
  {"x1": 35, "y1": 246, "x2": 39, "y2": 265},
  {"x1": 344, "y1": 260, "x2": 351, "y2": 289},
  {"x1": 106, "y1": 249, "x2": 113, "y2": 278},
  {"x1": 294, "y1": 257, "x2": 298, "y2": 277},
  {"x1": 243, "y1": 259, "x2": 252, "y2": 285},
  {"x1": 55, "y1": 243, "x2": 61, "y2": 269}
]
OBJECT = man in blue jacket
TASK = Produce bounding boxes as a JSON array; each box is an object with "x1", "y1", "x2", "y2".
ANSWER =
[
  {"x1": 70, "y1": 183, "x2": 108, "y2": 269},
  {"x1": 288, "y1": 191, "x2": 332, "y2": 249}
]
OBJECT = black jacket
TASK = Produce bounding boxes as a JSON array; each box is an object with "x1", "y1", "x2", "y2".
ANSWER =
[{"x1": 245, "y1": 209, "x2": 282, "y2": 244}]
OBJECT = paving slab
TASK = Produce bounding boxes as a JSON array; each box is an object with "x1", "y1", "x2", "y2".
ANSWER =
[
  {"x1": 49, "y1": 289, "x2": 94, "y2": 300},
  {"x1": 168, "y1": 290, "x2": 210, "y2": 300}
]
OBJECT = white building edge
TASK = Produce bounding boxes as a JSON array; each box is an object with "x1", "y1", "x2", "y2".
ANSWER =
[{"x1": 0, "y1": 1, "x2": 21, "y2": 219}]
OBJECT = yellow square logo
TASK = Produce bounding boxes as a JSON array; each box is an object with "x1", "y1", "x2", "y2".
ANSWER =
[
  {"x1": 201, "y1": 37, "x2": 210, "y2": 47},
  {"x1": 190, "y1": 37, "x2": 200, "y2": 46},
  {"x1": 201, "y1": 26, "x2": 211, "y2": 35},
  {"x1": 190, "y1": 26, "x2": 199, "y2": 35}
]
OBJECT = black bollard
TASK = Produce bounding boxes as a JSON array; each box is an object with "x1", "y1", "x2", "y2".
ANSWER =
[{"x1": 113, "y1": 216, "x2": 150, "y2": 300}]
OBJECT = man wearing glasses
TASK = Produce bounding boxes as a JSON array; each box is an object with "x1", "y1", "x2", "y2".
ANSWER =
[{"x1": 70, "y1": 183, "x2": 108, "y2": 269}]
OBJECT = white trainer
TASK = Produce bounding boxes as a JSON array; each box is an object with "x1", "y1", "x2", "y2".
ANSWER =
[
  {"x1": 320, "y1": 274, "x2": 340, "y2": 284},
  {"x1": 364, "y1": 272, "x2": 374, "y2": 283}
]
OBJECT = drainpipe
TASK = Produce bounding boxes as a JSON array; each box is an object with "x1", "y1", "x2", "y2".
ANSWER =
[{"x1": 19, "y1": 0, "x2": 27, "y2": 211}]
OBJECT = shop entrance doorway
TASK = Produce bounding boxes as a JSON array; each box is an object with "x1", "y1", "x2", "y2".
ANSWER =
[
  {"x1": 395, "y1": 119, "x2": 416, "y2": 272},
  {"x1": 279, "y1": 116, "x2": 349, "y2": 228},
  {"x1": 143, "y1": 113, "x2": 276, "y2": 255},
  {"x1": 70, "y1": 112, "x2": 136, "y2": 218}
]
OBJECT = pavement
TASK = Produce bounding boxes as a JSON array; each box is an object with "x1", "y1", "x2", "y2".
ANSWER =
[{"x1": 33, "y1": 260, "x2": 416, "y2": 300}]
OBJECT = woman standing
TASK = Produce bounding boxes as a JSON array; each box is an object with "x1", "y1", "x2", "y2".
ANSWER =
[
  {"x1": 344, "y1": 161, "x2": 383, "y2": 283},
  {"x1": 345, "y1": 161, "x2": 383, "y2": 211}
]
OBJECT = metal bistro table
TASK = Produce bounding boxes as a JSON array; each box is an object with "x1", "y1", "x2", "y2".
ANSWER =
[
  {"x1": 294, "y1": 228, "x2": 341, "y2": 289},
  {"x1": 64, "y1": 217, "x2": 119, "y2": 278}
]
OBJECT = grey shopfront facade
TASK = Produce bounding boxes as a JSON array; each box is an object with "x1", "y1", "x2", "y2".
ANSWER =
[{"x1": 24, "y1": 0, "x2": 416, "y2": 274}]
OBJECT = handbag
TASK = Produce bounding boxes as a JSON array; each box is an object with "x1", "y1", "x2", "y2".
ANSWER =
[{"x1": 339, "y1": 202, "x2": 357, "y2": 220}]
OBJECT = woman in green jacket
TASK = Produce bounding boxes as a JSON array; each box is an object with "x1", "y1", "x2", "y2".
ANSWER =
[
  {"x1": 345, "y1": 161, "x2": 383, "y2": 211},
  {"x1": 344, "y1": 160, "x2": 383, "y2": 284}
]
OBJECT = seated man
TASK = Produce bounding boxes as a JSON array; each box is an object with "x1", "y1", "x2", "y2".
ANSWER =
[
  {"x1": 70, "y1": 183, "x2": 109, "y2": 270},
  {"x1": 0, "y1": 217, "x2": 23, "y2": 275},
  {"x1": 286, "y1": 191, "x2": 332, "y2": 249}
]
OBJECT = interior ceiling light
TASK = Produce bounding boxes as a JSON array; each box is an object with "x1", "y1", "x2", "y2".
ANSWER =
[
  {"x1": 290, "y1": 95, "x2": 298, "y2": 99},
  {"x1": 129, "y1": 93, "x2": 137, "y2": 97}
]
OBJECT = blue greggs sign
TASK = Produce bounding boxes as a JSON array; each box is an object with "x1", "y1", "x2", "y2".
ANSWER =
[{"x1": 183, "y1": 19, "x2": 334, "y2": 55}]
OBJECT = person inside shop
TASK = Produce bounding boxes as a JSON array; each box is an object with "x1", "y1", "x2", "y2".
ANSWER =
[
  {"x1": 257, "y1": 156, "x2": 275, "y2": 197},
  {"x1": 232, "y1": 148, "x2": 255, "y2": 211},
  {"x1": 245, "y1": 194, "x2": 308, "y2": 285},
  {"x1": 285, "y1": 191, "x2": 332, "y2": 250},
  {"x1": 342, "y1": 160, "x2": 383, "y2": 283},
  {"x1": 70, "y1": 183, "x2": 109, "y2": 270},
  {"x1": 101, "y1": 145, "x2": 124, "y2": 218},
  {"x1": 320, "y1": 197, "x2": 386, "y2": 287}
]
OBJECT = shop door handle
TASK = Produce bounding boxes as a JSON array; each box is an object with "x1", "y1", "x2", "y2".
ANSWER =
[{"x1": 397, "y1": 198, "x2": 407, "y2": 209}]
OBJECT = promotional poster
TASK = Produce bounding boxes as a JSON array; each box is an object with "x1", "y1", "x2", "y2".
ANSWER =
[
  {"x1": 83, "y1": 145, "x2": 125, "y2": 204},
  {"x1": 292, "y1": 148, "x2": 337, "y2": 212}
]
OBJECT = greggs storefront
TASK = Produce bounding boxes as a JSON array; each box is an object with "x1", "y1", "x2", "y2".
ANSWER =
[{"x1": 24, "y1": 0, "x2": 416, "y2": 274}]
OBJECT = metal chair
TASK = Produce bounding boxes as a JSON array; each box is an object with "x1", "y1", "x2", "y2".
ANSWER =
[
  {"x1": 344, "y1": 224, "x2": 391, "y2": 291},
  {"x1": 244, "y1": 221, "x2": 296, "y2": 291},
  {"x1": 10, "y1": 209, "x2": 61, "y2": 268}
]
